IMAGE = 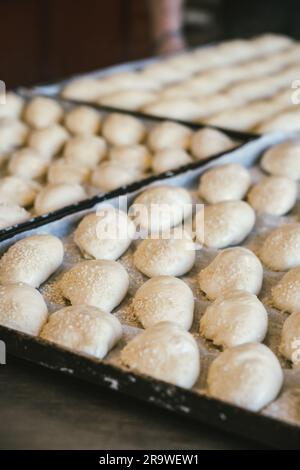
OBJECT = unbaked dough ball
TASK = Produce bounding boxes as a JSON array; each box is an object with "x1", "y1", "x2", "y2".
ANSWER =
[
  {"x1": 152, "y1": 148, "x2": 192, "y2": 174},
  {"x1": 62, "y1": 78, "x2": 114, "y2": 102},
  {"x1": 8, "y1": 147, "x2": 48, "y2": 180},
  {"x1": 199, "y1": 247, "x2": 263, "y2": 300},
  {"x1": 0, "y1": 202, "x2": 30, "y2": 229},
  {"x1": 197, "y1": 200, "x2": 255, "y2": 249},
  {"x1": 40, "y1": 305, "x2": 122, "y2": 359},
  {"x1": 109, "y1": 145, "x2": 151, "y2": 171},
  {"x1": 24, "y1": 97, "x2": 63, "y2": 129},
  {"x1": 257, "y1": 111, "x2": 300, "y2": 134},
  {"x1": 147, "y1": 121, "x2": 192, "y2": 152},
  {"x1": 0, "y1": 118, "x2": 28, "y2": 153},
  {"x1": 200, "y1": 290, "x2": 268, "y2": 348},
  {"x1": 0, "y1": 176, "x2": 40, "y2": 207},
  {"x1": 0, "y1": 234, "x2": 63, "y2": 287},
  {"x1": 64, "y1": 135, "x2": 107, "y2": 168},
  {"x1": 134, "y1": 235, "x2": 195, "y2": 277},
  {"x1": 60, "y1": 260, "x2": 129, "y2": 311},
  {"x1": 130, "y1": 185, "x2": 192, "y2": 234},
  {"x1": 121, "y1": 321, "x2": 200, "y2": 389},
  {"x1": 143, "y1": 98, "x2": 201, "y2": 121},
  {"x1": 99, "y1": 90, "x2": 157, "y2": 111},
  {"x1": 207, "y1": 343, "x2": 283, "y2": 412},
  {"x1": 91, "y1": 162, "x2": 141, "y2": 192},
  {"x1": 247, "y1": 176, "x2": 297, "y2": 216},
  {"x1": 272, "y1": 267, "x2": 300, "y2": 313},
  {"x1": 28, "y1": 124, "x2": 69, "y2": 160},
  {"x1": 280, "y1": 311, "x2": 300, "y2": 366},
  {"x1": 102, "y1": 113, "x2": 145, "y2": 146},
  {"x1": 260, "y1": 141, "x2": 300, "y2": 180},
  {"x1": 64, "y1": 106, "x2": 101, "y2": 135},
  {"x1": 133, "y1": 276, "x2": 194, "y2": 330},
  {"x1": 47, "y1": 159, "x2": 90, "y2": 185},
  {"x1": 198, "y1": 164, "x2": 251, "y2": 204},
  {"x1": 0, "y1": 283, "x2": 48, "y2": 335},
  {"x1": 191, "y1": 128, "x2": 237, "y2": 161},
  {"x1": 251, "y1": 33, "x2": 293, "y2": 54},
  {"x1": 260, "y1": 224, "x2": 300, "y2": 271},
  {"x1": 74, "y1": 208, "x2": 135, "y2": 260},
  {"x1": 0, "y1": 92, "x2": 24, "y2": 119},
  {"x1": 34, "y1": 183, "x2": 86, "y2": 215}
]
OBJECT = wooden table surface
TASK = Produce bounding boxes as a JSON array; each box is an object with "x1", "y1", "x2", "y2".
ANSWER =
[{"x1": 0, "y1": 356, "x2": 267, "y2": 450}]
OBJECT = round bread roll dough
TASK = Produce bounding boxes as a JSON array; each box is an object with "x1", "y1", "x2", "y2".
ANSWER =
[
  {"x1": 134, "y1": 235, "x2": 195, "y2": 277},
  {"x1": 102, "y1": 113, "x2": 145, "y2": 146},
  {"x1": 272, "y1": 267, "x2": 300, "y2": 313},
  {"x1": 99, "y1": 90, "x2": 157, "y2": 111},
  {"x1": 64, "y1": 106, "x2": 101, "y2": 135},
  {"x1": 133, "y1": 276, "x2": 194, "y2": 330},
  {"x1": 199, "y1": 247, "x2": 263, "y2": 300},
  {"x1": 197, "y1": 200, "x2": 255, "y2": 249},
  {"x1": 251, "y1": 33, "x2": 293, "y2": 54},
  {"x1": 74, "y1": 208, "x2": 135, "y2": 260},
  {"x1": 104, "y1": 71, "x2": 159, "y2": 92},
  {"x1": 59, "y1": 260, "x2": 129, "y2": 311},
  {"x1": 260, "y1": 141, "x2": 300, "y2": 180},
  {"x1": 147, "y1": 121, "x2": 192, "y2": 152},
  {"x1": 130, "y1": 185, "x2": 192, "y2": 234},
  {"x1": 62, "y1": 78, "x2": 115, "y2": 102},
  {"x1": 34, "y1": 183, "x2": 86, "y2": 215},
  {"x1": 260, "y1": 224, "x2": 300, "y2": 271},
  {"x1": 280, "y1": 311, "x2": 300, "y2": 366},
  {"x1": 247, "y1": 176, "x2": 297, "y2": 216},
  {"x1": 0, "y1": 176, "x2": 40, "y2": 207},
  {"x1": 142, "y1": 62, "x2": 190, "y2": 84},
  {"x1": 0, "y1": 118, "x2": 28, "y2": 153},
  {"x1": 47, "y1": 159, "x2": 90, "y2": 185},
  {"x1": 24, "y1": 97, "x2": 63, "y2": 129},
  {"x1": 152, "y1": 148, "x2": 192, "y2": 174},
  {"x1": 28, "y1": 124, "x2": 69, "y2": 160},
  {"x1": 121, "y1": 321, "x2": 200, "y2": 389},
  {"x1": 109, "y1": 145, "x2": 151, "y2": 171},
  {"x1": 0, "y1": 92, "x2": 24, "y2": 119},
  {"x1": 40, "y1": 305, "x2": 122, "y2": 359},
  {"x1": 0, "y1": 283, "x2": 48, "y2": 335},
  {"x1": 143, "y1": 98, "x2": 201, "y2": 121},
  {"x1": 257, "y1": 110, "x2": 300, "y2": 133},
  {"x1": 200, "y1": 290, "x2": 268, "y2": 348},
  {"x1": 8, "y1": 147, "x2": 48, "y2": 180},
  {"x1": 0, "y1": 234, "x2": 63, "y2": 287},
  {"x1": 191, "y1": 128, "x2": 236, "y2": 161},
  {"x1": 198, "y1": 164, "x2": 251, "y2": 204},
  {"x1": 0, "y1": 202, "x2": 30, "y2": 229},
  {"x1": 207, "y1": 343, "x2": 283, "y2": 412},
  {"x1": 91, "y1": 162, "x2": 141, "y2": 192},
  {"x1": 64, "y1": 135, "x2": 107, "y2": 168}
]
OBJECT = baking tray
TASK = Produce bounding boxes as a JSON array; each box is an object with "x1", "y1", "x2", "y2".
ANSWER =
[{"x1": 1, "y1": 132, "x2": 300, "y2": 449}]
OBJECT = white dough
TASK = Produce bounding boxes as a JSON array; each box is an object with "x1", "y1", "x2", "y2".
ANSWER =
[
  {"x1": 280, "y1": 311, "x2": 300, "y2": 366},
  {"x1": 251, "y1": 33, "x2": 293, "y2": 54},
  {"x1": 62, "y1": 78, "x2": 115, "y2": 102},
  {"x1": 121, "y1": 321, "x2": 200, "y2": 389},
  {"x1": 207, "y1": 343, "x2": 283, "y2": 412},
  {"x1": 0, "y1": 92, "x2": 24, "y2": 119},
  {"x1": 64, "y1": 106, "x2": 101, "y2": 135},
  {"x1": 24, "y1": 97, "x2": 63, "y2": 129},
  {"x1": 147, "y1": 121, "x2": 192, "y2": 152},
  {"x1": 109, "y1": 145, "x2": 151, "y2": 171},
  {"x1": 63, "y1": 135, "x2": 107, "y2": 168},
  {"x1": 0, "y1": 234, "x2": 63, "y2": 287},
  {"x1": 40, "y1": 305, "x2": 122, "y2": 359},
  {"x1": 59, "y1": 259, "x2": 129, "y2": 311},
  {"x1": 99, "y1": 90, "x2": 157, "y2": 111},
  {"x1": 34, "y1": 183, "x2": 86, "y2": 215},
  {"x1": 0, "y1": 118, "x2": 28, "y2": 153},
  {"x1": 260, "y1": 141, "x2": 300, "y2": 180},
  {"x1": 260, "y1": 224, "x2": 300, "y2": 271},
  {"x1": 47, "y1": 159, "x2": 90, "y2": 185},
  {"x1": 191, "y1": 128, "x2": 236, "y2": 161},
  {"x1": 197, "y1": 200, "x2": 255, "y2": 249},
  {"x1": 0, "y1": 202, "x2": 30, "y2": 229},
  {"x1": 198, "y1": 163, "x2": 251, "y2": 204},
  {"x1": 199, "y1": 247, "x2": 263, "y2": 300},
  {"x1": 133, "y1": 276, "x2": 194, "y2": 330},
  {"x1": 200, "y1": 290, "x2": 268, "y2": 348},
  {"x1": 129, "y1": 185, "x2": 192, "y2": 234},
  {"x1": 74, "y1": 208, "x2": 135, "y2": 260},
  {"x1": 272, "y1": 267, "x2": 300, "y2": 313},
  {"x1": 134, "y1": 234, "x2": 195, "y2": 277},
  {"x1": 8, "y1": 147, "x2": 48, "y2": 180},
  {"x1": 257, "y1": 111, "x2": 300, "y2": 134},
  {"x1": 0, "y1": 176, "x2": 40, "y2": 207},
  {"x1": 247, "y1": 176, "x2": 297, "y2": 216},
  {"x1": 102, "y1": 113, "x2": 146, "y2": 146},
  {"x1": 0, "y1": 283, "x2": 48, "y2": 335},
  {"x1": 91, "y1": 162, "x2": 141, "y2": 192},
  {"x1": 152, "y1": 148, "x2": 192, "y2": 174},
  {"x1": 28, "y1": 124, "x2": 69, "y2": 160},
  {"x1": 143, "y1": 98, "x2": 201, "y2": 121}
]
